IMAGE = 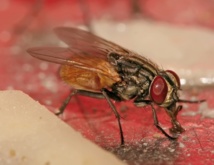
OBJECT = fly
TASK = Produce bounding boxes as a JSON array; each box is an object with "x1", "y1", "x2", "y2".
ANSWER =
[{"x1": 27, "y1": 27, "x2": 205, "y2": 145}]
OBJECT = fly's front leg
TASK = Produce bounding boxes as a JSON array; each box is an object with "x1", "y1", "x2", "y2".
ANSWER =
[
  {"x1": 166, "y1": 104, "x2": 185, "y2": 134},
  {"x1": 134, "y1": 98, "x2": 177, "y2": 139},
  {"x1": 151, "y1": 104, "x2": 178, "y2": 140}
]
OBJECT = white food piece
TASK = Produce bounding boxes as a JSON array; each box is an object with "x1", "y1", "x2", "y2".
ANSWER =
[{"x1": 0, "y1": 90, "x2": 125, "y2": 165}]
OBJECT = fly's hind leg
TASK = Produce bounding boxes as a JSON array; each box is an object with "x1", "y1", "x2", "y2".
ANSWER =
[
  {"x1": 56, "y1": 88, "x2": 124, "y2": 145},
  {"x1": 56, "y1": 89, "x2": 105, "y2": 115},
  {"x1": 55, "y1": 90, "x2": 78, "y2": 115}
]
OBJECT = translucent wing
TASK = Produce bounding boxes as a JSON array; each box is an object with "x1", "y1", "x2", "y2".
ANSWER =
[
  {"x1": 27, "y1": 27, "x2": 160, "y2": 90},
  {"x1": 27, "y1": 47, "x2": 81, "y2": 65},
  {"x1": 54, "y1": 27, "x2": 160, "y2": 73},
  {"x1": 27, "y1": 46, "x2": 121, "y2": 92},
  {"x1": 27, "y1": 47, "x2": 120, "y2": 81},
  {"x1": 54, "y1": 27, "x2": 131, "y2": 58}
]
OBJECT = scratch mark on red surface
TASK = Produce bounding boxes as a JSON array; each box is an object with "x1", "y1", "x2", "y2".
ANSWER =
[{"x1": 192, "y1": 127, "x2": 204, "y2": 151}]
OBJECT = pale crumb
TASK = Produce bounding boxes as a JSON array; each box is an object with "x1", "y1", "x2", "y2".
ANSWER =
[
  {"x1": 0, "y1": 90, "x2": 125, "y2": 165},
  {"x1": 179, "y1": 142, "x2": 185, "y2": 148},
  {"x1": 198, "y1": 102, "x2": 214, "y2": 119}
]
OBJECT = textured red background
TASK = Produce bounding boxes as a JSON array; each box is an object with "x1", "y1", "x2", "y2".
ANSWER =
[{"x1": 0, "y1": 0, "x2": 214, "y2": 164}]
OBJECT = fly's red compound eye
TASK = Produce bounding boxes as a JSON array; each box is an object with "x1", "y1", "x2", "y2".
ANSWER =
[
  {"x1": 150, "y1": 76, "x2": 168, "y2": 104},
  {"x1": 166, "y1": 70, "x2": 181, "y2": 89}
]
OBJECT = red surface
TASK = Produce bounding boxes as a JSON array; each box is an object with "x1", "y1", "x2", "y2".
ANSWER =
[{"x1": 1, "y1": 1, "x2": 214, "y2": 165}]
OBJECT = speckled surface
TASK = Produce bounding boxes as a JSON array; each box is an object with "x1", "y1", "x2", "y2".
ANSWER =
[{"x1": 1, "y1": 1, "x2": 214, "y2": 165}]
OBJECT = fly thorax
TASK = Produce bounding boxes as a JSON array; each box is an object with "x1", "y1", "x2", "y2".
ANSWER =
[{"x1": 113, "y1": 81, "x2": 139, "y2": 100}]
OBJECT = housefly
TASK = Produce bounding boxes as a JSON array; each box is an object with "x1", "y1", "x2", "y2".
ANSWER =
[{"x1": 27, "y1": 27, "x2": 205, "y2": 145}]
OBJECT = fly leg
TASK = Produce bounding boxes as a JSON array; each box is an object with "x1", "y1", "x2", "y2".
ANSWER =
[
  {"x1": 56, "y1": 89, "x2": 105, "y2": 115},
  {"x1": 55, "y1": 90, "x2": 78, "y2": 115},
  {"x1": 101, "y1": 89, "x2": 124, "y2": 146},
  {"x1": 166, "y1": 104, "x2": 185, "y2": 134},
  {"x1": 150, "y1": 104, "x2": 178, "y2": 140},
  {"x1": 56, "y1": 89, "x2": 124, "y2": 145},
  {"x1": 134, "y1": 98, "x2": 177, "y2": 139}
]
